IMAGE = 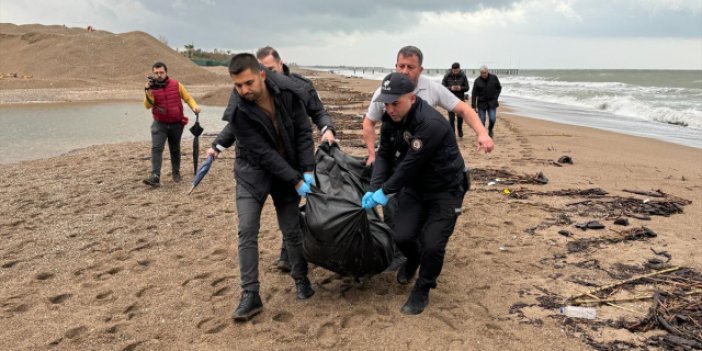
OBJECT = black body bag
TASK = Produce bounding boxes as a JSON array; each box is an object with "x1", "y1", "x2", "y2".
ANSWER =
[{"x1": 301, "y1": 142, "x2": 394, "y2": 278}]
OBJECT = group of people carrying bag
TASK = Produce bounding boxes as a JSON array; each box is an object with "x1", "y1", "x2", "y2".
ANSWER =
[{"x1": 142, "y1": 45, "x2": 495, "y2": 320}]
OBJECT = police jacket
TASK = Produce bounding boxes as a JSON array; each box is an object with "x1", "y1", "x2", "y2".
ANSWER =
[
  {"x1": 213, "y1": 77, "x2": 315, "y2": 203},
  {"x1": 221, "y1": 68, "x2": 335, "y2": 136},
  {"x1": 441, "y1": 70, "x2": 469, "y2": 100},
  {"x1": 370, "y1": 96, "x2": 465, "y2": 195},
  {"x1": 471, "y1": 74, "x2": 502, "y2": 109}
]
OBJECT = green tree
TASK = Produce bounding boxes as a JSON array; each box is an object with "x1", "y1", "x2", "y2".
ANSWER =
[{"x1": 184, "y1": 43, "x2": 195, "y2": 58}]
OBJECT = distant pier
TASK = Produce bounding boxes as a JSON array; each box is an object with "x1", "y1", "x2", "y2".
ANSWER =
[{"x1": 347, "y1": 67, "x2": 519, "y2": 76}]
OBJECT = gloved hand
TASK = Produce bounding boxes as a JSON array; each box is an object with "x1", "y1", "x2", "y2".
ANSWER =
[
  {"x1": 361, "y1": 192, "x2": 376, "y2": 209},
  {"x1": 371, "y1": 189, "x2": 389, "y2": 206},
  {"x1": 303, "y1": 172, "x2": 316, "y2": 187},
  {"x1": 296, "y1": 180, "x2": 311, "y2": 197}
]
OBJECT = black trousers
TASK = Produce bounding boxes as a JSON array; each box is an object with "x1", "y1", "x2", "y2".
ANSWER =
[
  {"x1": 448, "y1": 111, "x2": 463, "y2": 137},
  {"x1": 392, "y1": 187, "x2": 464, "y2": 289}
]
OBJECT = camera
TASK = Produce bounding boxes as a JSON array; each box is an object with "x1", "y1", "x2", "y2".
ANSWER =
[{"x1": 147, "y1": 76, "x2": 167, "y2": 90}]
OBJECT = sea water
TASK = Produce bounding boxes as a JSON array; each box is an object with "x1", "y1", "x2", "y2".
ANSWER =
[
  {"x1": 0, "y1": 102, "x2": 227, "y2": 164},
  {"x1": 320, "y1": 67, "x2": 702, "y2": 149}
]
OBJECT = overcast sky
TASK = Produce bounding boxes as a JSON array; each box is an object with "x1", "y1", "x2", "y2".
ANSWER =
[{"x1": 2, "y1": 0, "x2": 701, "y2": 69}]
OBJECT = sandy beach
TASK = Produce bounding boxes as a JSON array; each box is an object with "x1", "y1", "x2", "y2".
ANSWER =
[{"x1": 1, "y1": 63, "x2": 701, "y2": 351}]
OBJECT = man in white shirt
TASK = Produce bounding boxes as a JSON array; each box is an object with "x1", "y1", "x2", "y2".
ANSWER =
[{"x1": 362, "y1": 46, "x2": 494, "y2": 165}]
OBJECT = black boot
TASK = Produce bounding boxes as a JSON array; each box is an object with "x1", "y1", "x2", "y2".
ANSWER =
[
  {"x1": 142, "y1": 174, "x2": 160, "y2": 187},
  {"x1": 396, "y1": 260, "x2": 419, "y2": 285},
  {"x1": 277, "y1": 246, "x2": 291, "y2": 273},
  {"x1": 295, "y1": 277, "x2": 315, "y2": 300},
  {"x1": 401, "y1": 284, "x2": 430, "y2": 315},
  {"x1": 232, "y1": 291, "x2": 263, "y2": 322},
  {"x1": 384, "y1": 249, "x2": 407, "y2": 273}
]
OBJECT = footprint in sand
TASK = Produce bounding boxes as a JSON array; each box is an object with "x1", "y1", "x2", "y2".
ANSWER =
[
  {"x1": 272, "y1": 311, "x2": 293, "y2": 323},
  {"x1": 1, "y1": 259, "x2": 21, "y2": 268},
  {"x1": 206, "y1": 248, "x2": 229, "y2": 261},
  {"x1": 35, "y1": 272, "x2": 54, "y2": 281},
  {"x1": 181, "y1": 272, "x2": 212, "y2": 286},
  {"x1": 196, "y1": 317, "x2": 228, "y2": 334},
  {"x1": 316, "y1": 321, "x2": 339, "y2": 348},
  {"x1": 64, "y1": 325, "x2": 88, "y2": 339},
  {"x1": 48, "y1": 293, "x2": 72, "y2": 304},
  {"x1": 95, "y1": 266, "x2": 123, "y2": 280},
  {"x1": 340, "y1": 308, "x2": 372, "y2": 329},
  {"x1": 95, "y1": 290, "x2": 114, "y2": 303}
]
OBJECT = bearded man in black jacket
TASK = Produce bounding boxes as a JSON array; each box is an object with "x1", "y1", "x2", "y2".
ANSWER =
[{"x1": 207, "y1": 53, "x2": 316, "y2": 322}]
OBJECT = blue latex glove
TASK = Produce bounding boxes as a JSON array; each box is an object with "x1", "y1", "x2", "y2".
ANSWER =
[
  {"x1": 303, "y1": 172, "x2": 316, "y2": 186},
  {"x1": 361, "y1": 192, "x2": 376, "y2": 209},
  {"x1": 296, "y1": 180, "x2": 311, "y2": 197},
  {"x1": 372, "y1": 189, "x2": 389, "y2": 206}
]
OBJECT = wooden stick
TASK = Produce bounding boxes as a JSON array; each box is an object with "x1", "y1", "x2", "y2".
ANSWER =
[
  {"x1": 569, "y1": 266, "x2": 682, "y2": 301},
  {"x1": 574, "y1": 295, "x2": 653, "y2": 305},
  {"x1": 605, "y1": 302, "x2": 646, "y2": 316}
]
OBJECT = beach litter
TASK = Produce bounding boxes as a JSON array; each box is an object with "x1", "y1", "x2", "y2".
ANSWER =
[
  {"x1": 561, "y1": 266, "x2": 702, "y2": 350},
  {"x1": 557, "y1": 155, "x2": 573, "y2": 164}
]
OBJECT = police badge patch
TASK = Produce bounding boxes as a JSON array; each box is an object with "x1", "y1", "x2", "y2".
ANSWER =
[
  {"x1": 411, "y1": 138, "x2": 423, "y2": 151},
  {"x1": 403, "y1": 131, "x2": 412, "y2": 143}
]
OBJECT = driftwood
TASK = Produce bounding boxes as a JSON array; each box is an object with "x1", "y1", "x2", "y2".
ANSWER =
[
  {"x1": 568, "y1": 266, "x2": 682, "y2": 302},
  {"x1": 622, "y1": 189, "x2": 667, "y2": 197}
]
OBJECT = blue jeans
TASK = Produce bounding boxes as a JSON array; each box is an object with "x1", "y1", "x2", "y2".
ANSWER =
[
  {"x1": 235, "y1": 181, "x2": 308, "y2": 292},
  {"x1": 478, "y1": 107, "x2": 497, "y2": 134}
]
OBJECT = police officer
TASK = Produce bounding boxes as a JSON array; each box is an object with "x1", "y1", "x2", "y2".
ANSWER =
[{"x1": 361, "y1": 73, "x2": 468, "y2": 315}]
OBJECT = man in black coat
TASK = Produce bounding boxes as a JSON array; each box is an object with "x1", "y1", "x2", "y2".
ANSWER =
[
  {"x1": 471, "y1": 65, "x2": 502, "y2": 138},
  {"x1": 206, "y1": 53, "x2": 316, "y2": 322},
  {"x1": 362, "y1": 73, "x2": 469, "y2": 315},
  {"x1": 441, "y1": 62, "x2": 470, "y2": 138},
  {"x1": 256, "y1": 45, "x2": 336, "y2": 272}
]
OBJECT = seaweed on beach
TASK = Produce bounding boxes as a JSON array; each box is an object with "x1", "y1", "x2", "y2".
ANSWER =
[
  {"x1": 566, "y1": 226, "x2": 658, "y2": 253},
  {"x1": 565, "y1": 196, "x2": 690, "y2": 220},
  {"x1": 556, "y1": 266, "x2": 702, "y2": 350},
  {"x1": 470, "y1": 168, "x2": 550, "y2": 185}
]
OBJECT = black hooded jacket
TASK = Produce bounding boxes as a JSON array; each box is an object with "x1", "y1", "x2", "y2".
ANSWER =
[{"x1": 213, "y1": 77, "x2": 315, "y2": 203}]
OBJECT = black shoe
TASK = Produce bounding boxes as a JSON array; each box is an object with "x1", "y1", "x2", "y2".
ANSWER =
[
  {"x1": 401, "y1": 285, "x2": 430, "y2": 315},
  {"x1": 276, "y1": 259, "x2": 291, "y2": 273},
  {"x1": 172, "y1": 173, "x2": 182, "y2": 183},
  {"x1": 142, "y1": 174, "x2": 160, "y2": 187},
  {"x1": 384, "y1": 250, "x2": 407, "y2": 273},
  {"x1": 458, "y1": 130, "x2": 463, "y2": 138},
  {"x1": 295, "y1": 277, "x2": 315, "y2": 300},
  {"x1": 233, "y1": 291, "x2": 263, "y2": 322},
  {"x1": 488, "y1": 130, "x2": 494, "y2": 138},
  {"x1": 396, "y1": 261, "x2": 419, "y2": 285}
]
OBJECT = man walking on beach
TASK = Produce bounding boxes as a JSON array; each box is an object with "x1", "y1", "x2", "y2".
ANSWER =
[
  {"x1": 362, "y1": 46, "x2": 493, "y2": 166},
  {"x1": 143, "y1": 61, "x2": 201, "y2": 187},
  {"x1": 442, "y1": 62, "x2": 470, "y2": 138},
  {"x1": 256, "y1": 45, "x2": 336, "y2": 272},
  {"x1": 206, "y1": 53, "x2": 315, "y2": 322},
  {"x1": 361, "y1": 73, "x2": 469, "y2": 315},
  {"x1": 471, "y1": 65, "x2": 502, "y2": 138}
]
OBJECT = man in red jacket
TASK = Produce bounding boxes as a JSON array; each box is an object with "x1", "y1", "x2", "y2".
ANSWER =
[{"x1": 143, "y1": 62, "x2": 201, "y2": 187}]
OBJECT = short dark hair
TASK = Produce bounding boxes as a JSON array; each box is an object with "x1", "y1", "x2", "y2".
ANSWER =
[
  {"x1": 152, "y1": 61, "x2": 168, "y2": 72},
  {"x1": 229, "y1": 53, "x2": 260, "y2": 75},
  {"x1": 397, "y1": 46, "x2": 423, "y2": 65},
  {"x1": 256, "y1": 46, "x2": 281, "y2": 61}
]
